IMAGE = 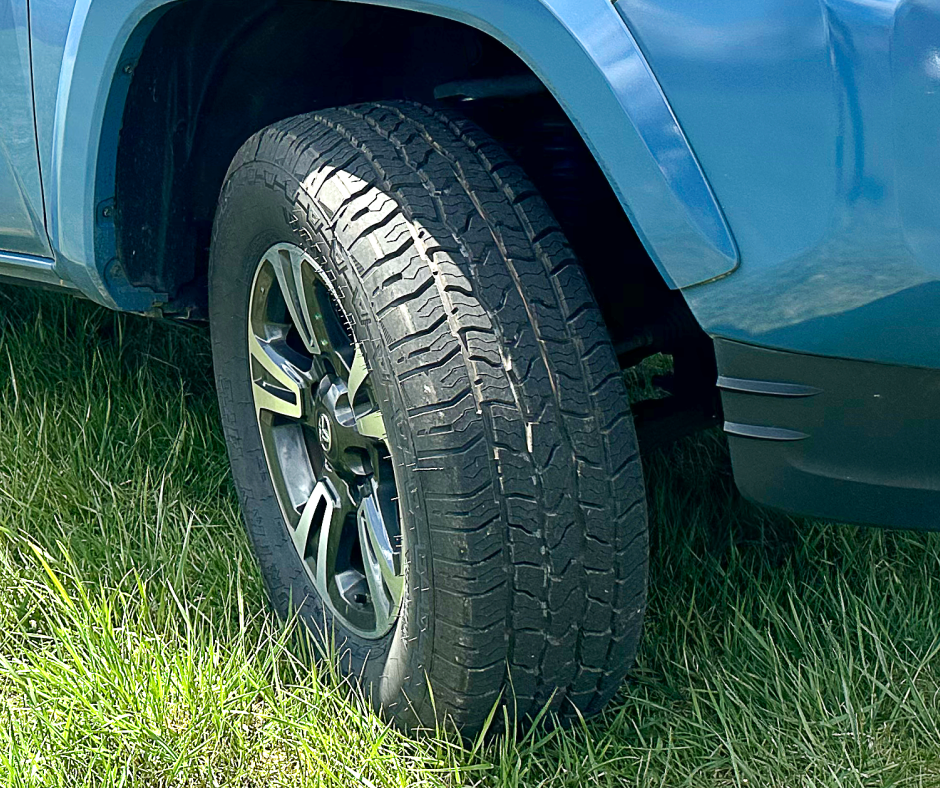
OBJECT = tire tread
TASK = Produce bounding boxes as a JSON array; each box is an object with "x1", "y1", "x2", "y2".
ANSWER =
[{"x1": 218, "y1": 101, "x2": 647, "y2": 732}]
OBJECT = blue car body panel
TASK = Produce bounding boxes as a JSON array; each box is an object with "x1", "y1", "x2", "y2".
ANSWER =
[
  {"x1": 29, "y1": 0, "x2": 163, "y2": 307},
  {"x1": 619, "y1": 0, "x2": 940, "y2": 369},
  {"x1": 10, "y1": 0, "x2": 940, "y2": 363},
  {"x1": 0, "y1": 1, "x2": 51, "y2": 258}
]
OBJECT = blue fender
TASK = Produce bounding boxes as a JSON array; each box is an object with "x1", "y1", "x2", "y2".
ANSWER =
[
  {"x1": 29, "y1": 0, "x2": 738, "y2": 309},
  {"x1": 618, "y1": 0, "x2": 940, "y2": 368},
  {"x1": 32, "y1": 0, "x2": 166, "y2": 308}
]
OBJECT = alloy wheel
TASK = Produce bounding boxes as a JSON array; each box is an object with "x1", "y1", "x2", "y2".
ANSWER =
[{"x1": 247, "y1": 242, "x2": 403, "y2": 638}]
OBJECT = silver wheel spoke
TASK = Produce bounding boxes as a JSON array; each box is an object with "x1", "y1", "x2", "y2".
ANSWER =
[
  {"x1": 268, "y1": 246, "x2": 323, "y2": 355},
  {"x1": 357, "y1": 493, "x2": 403, "y2": 631},
  {"x1": 347, "y1": 345, "x2": 388, "y2": 441},
  {"x1": 249, "y1": 332, "x2": 304, "y2": 418},
  {"x1": 292, "y1": 481, "x2": 336, "y2": 561},
  {"x1": 363, "y1": 559, "x2": 391, "y2": 631},
  {"x1": 346, "y1": 345, "x2": 369, "y2": 403},
  {"x1": 355, "y1": 411, "x2": 387, "y2": 441},
  {"x1": 314, "y1": 484, "x2": 344, "y2": 600}
]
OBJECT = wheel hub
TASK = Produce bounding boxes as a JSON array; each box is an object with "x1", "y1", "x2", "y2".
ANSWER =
[{"x1": 246, "y1": 242, "x2": 403, "y2": 639}]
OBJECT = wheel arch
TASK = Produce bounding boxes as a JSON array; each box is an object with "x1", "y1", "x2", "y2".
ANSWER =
[{"x1": 42, "y1": 0, "x2": 738, "y2": 312}]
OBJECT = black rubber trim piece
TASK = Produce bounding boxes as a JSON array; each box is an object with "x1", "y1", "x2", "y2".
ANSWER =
[{"x1": 715, "y1": 338, "x2": 940, "y2": 531}]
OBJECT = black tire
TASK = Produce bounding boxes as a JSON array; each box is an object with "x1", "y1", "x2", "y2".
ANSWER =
[{"x1": 209, "y1": 101, "x2": 647, "y2": 735}]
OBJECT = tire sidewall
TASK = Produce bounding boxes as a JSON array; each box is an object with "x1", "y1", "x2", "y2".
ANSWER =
[{"x1": 209, "y1": 158, "x2": 432, "y2": 723}]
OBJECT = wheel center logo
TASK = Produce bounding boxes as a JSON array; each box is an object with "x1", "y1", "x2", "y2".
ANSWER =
[{"x1": 317, "y1": 412, "x2": 333, "y2": 453}]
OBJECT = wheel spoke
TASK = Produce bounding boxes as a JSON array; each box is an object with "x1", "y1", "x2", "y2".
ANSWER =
[
  {"x1": 346, "y1": 345, "x2": 388, "y2": 441},
  {"x1": 357, "y1": 491, "x2": 403, "y2": 631},
  {"x1": 361, "y1": 550, "x2": 391, "y2": 631},
  {"x1": 356, "y1": 411, "x2": 387, "y2": 441},
  {"x1": 346, "y1": 345, "x2": 369, "y2": 404},
  {"x1": 248, "y1": 332, "x2": 305, "y2": 418},
  {"x1": 292, "y1": 481, "x2": 336, "y2": 560},
  {"x1": 314, "y1": 480, "x2": 349, "y2": 600},
  {"x1": 268, "y1": 246, "x2": 325, "y2": 356}
]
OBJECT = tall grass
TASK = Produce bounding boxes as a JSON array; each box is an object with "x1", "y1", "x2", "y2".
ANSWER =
[{"x1": 0, "y1": 288, "x2": 937, "y2": 786}]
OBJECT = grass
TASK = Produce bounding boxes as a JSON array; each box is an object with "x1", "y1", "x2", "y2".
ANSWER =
[{"x1": 0, "y1": 288, "x2": 938, "y2": 786}]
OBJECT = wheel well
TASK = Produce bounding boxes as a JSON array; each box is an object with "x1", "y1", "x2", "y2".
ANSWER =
[{"x1": 114, "y1": 0, "x2": 698, "y2": 362}]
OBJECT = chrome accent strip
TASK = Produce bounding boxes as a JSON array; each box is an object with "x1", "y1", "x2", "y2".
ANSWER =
[
  {"x1": 717, "y1": 376, "x2": 821, "y2": 398},
  {"x1": 724, "y1": 421, "x2": 808, "y2": 441},
  {"x1": 0, "y1": 251, "x2": 77, "y2": 291}
]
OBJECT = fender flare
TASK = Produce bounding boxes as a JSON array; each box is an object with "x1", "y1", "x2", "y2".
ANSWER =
[{"x1": 43, "y1": 0, "x2": 738, "y2": 308}]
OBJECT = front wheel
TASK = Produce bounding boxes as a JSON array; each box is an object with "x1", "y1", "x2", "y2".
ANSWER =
[{"x1": 209, "y1": 102, "x2": 647, "y2": 735}]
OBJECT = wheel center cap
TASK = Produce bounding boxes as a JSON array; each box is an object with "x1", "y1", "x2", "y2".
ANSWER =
[{"x1": 317, "y1": 412, "x2": 333, "y2": 453}]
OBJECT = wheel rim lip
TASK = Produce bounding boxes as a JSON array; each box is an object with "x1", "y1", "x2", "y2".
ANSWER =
[{"x1": 247, "y1": 241, "x2": 403, "y2": 639}]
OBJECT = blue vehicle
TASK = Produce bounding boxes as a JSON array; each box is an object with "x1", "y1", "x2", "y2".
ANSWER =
[{"x1": 3, "y1": 0, "x2": 937, "y2": 734}]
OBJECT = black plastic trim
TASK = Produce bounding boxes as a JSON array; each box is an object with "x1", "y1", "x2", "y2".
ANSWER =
[{"x1": 716, "y1": 338, "x2": 940, "y2": 531}]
